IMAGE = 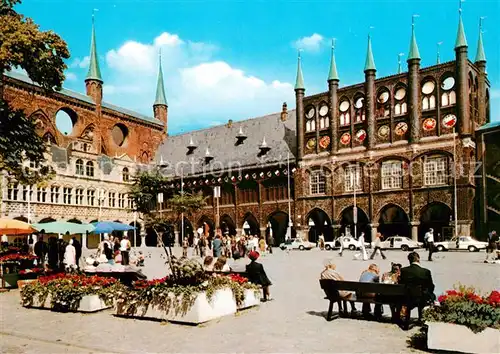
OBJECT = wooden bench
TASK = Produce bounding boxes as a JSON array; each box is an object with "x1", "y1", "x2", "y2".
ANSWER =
[{"x1": 319, "y1": 279, "x2": 423, "y2": 329}]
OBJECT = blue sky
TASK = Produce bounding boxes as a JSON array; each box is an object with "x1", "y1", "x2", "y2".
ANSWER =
[{"x1": 18, "y1": 0, "x2": 499, "y2": 135}]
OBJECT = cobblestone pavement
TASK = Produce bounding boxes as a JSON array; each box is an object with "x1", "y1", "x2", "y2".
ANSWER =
[{"x1": 1, "y1": 247, "x2": 498, "y2": 353}]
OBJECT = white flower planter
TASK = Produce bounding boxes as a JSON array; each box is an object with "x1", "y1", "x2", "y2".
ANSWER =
[
  {"x1": 427, "y1": 322, "x2": 500, "y2": 354},
  {"x1": 23, "y1": 294, "x2": 110, "y2": 313},
  {"x1": 116, "y1": 288, "x2": 238, "y2": 324},
  {"x1": 238, "y1": 289, "x2": 260, "y2": 310}
]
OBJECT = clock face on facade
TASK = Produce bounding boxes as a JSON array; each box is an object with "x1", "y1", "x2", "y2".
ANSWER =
[
  {"x1": 355, "y1": 129, "x2": 367, "y2": 142},
  {"x1": 423, "y1": 118, "x2": 437, "y2": 131},
  {"x1": 422, "y1": 81, "x2": 435, "y2": 95},
  {"x1": 306, "y1": 138, "x2": 316, "y2": 150},
  {"x1": 378, "y1": 125, "x2": 390, "y2": 138},
  {"x1": 319, "y1": 136, "x2": 330, "y2": 149},
  {"x1": 340, "y1": 132, "x2": 351, "y2": 145},
  {"x1": 395, "y1": 88, "x2": 406, "y2": 100},
  {"x1": 339, "y1": 100, "x2": 350, "y2": 112},
  {"x1": 306, "y1": 107, "x2": 315, "y2": 119},
  {"x1": 395, "y1": 122, "x2": 408, "y2": 136},
  {"x1": 319, "y1": 105, "x2": 329, "y2": 116},
  {"x1": 442, "y1": 114, "x2": 457, "y2": 128}
]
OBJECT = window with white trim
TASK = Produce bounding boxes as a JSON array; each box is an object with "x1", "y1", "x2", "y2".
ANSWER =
[
  {"x1": 7, "y1": 183, "x2": 19, "y2": 201},
  {"x1": 86, "y1": 161, "x2": 94, "y2": 177},
  {"x1": 75, "y1": 159, "x2": 84, "y2": 175},
  {"x1": 381, "y1": 161, "x2": 403, "y2": 189},
  {"x1": 424, "y1": 157, "x2": 447, "y2": 186},
  {"x1": 109, "y1": 192, "x2": 116, "y2": 208},
  {"x1": 50, "y1": 186, "x2": 60, "y2": 203},
  {"x1": 87, "y1": 189, "x2": 96, "y2": 206},
  {"x1": 75, "y1": 188, "x2": 84, "y2": 205},
  {"x1": 344, "y1": 165, "x2": 362, "y2": 192},
  {"x1": 310, "y1": 171, "x2": 326, "y2": 195},
  {"x1": 63, "y1": 187, "x2": 72, "y2": 204},
  {"x1": 118, "y1": 193, "x2": 126, "y2": 208},
  {"x1": 37, "y1": 187, "x2": 47, "y2": 203}
]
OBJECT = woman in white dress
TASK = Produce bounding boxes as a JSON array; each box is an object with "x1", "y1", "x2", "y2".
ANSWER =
[{"x1": 64, "y1": 239, "x2": 77, "y2": 271}]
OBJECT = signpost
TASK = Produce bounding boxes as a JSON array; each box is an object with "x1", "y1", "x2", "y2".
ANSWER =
[{"x1": 214, "y1": 186, "x2": 221, "y2": 228}]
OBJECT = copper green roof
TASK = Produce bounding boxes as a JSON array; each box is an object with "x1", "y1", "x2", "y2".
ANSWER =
[
  {"x1": 408, "y1": 18, "x2": 421, "y2": 60},
  {"x1": 327, "y1": 40, "x2": 339, "y2": 81},
  {"x1": 475, "y1": 19, "x2": 486, "y2": 62},
  {"x1": 294, "y1": 52, "x2": 305, "y2": 90},
  {"x1": 455, "y1": 11, "x2": 468, "y2": 48},
  {"x1": 154, "y1": 54, "x2": 168, "y2": 106},
  {"x1": 364, "y1": 34, "x2": 376, "y2": 72},
  {"x1": 86, "y1": 16, "x2": 102, "y2": 82}
]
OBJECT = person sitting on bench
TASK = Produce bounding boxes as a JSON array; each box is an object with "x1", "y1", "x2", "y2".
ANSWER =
[
  {"x1": 320, "y1": 260, "x2": 357, "y2": 313},
  {"x1": 359, "y1": 264, "x2": 383, "y2": 319},
  {"x1": 399, "y1": 252, "x2": 436, "y2": 319}
]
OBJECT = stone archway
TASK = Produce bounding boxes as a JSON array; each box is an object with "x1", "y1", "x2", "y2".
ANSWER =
[
  {"x1": 242, "y1": 213, "x2": 260, "y2": 236},
  {"x1": 67, "y1": 218, "x2": 82, "y2": 224},
  {"x1": 419, "y1": 202, "x2": 453, "y2": 242},
  {"x1": 306, "y1": 208, "x2": 333, "y2": 243},
  {"x1": 338, "y1": 206, "x2": 370, "y2": 241},
  {"x1": 220, "y1": 214, "x2": 236, "y2": 237},
  {"x1": 378, "y1": 204, "x2": 410, "y2": 238},
  {"x1": 38, "y1": 217, "x2": 56, "y2": 224},
  {"x1": 128, "y1": 221, "x2": 141, "y2": 247},
  {"x1": 198, "y1": 215, "x2": 215, "y2": 239},
  {"x1": 14, "y1": 216, "x2": 28, "y2": 222},
  {"x1": 177, "y1": 217, "x2": 194, "y2": 245},
  {"x1": 145, "y1": 226, "x2": 158, "y2": 247},
  {"x1": 267, "y1": 211, "x2": 289, "y2": 246}
]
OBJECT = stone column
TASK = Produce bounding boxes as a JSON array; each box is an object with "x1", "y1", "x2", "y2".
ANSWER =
[
  {"x1": 174, "y1": 230, "x2": 180, "y2": 247},
  {"x1": 456, "y1": 46, "x2": 470, "y2": 136},
  {"x1": 364, "y1": 70, "x2": 376, "y2": 149},
  {"x1": 236, "y1": 228, "x2": 242, "y2": 237},
  {"x1": 410, "y1": 221, "x2": 420, "y2": 242},
  {"x1": 82, "y1": 232, "x2": 88, "y2": 249},
  {"x1": 369, "y1": 223, "x2": 379, "y2": 242},
  {"x1": 407, "y1": 58, "x2": 421, "y2": 143},
  {"x1": 259, "y1": 227, "x2": 266, "y2": 239},
  {"x1": 140, "y1": 229, "x2": 146, "y2": 248},
  {"x1": 457, "y1": 220, "x2": 471, "y2": 237}
]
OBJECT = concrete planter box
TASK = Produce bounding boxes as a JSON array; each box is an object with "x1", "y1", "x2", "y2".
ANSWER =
[
  {"x1": 1, "y1": 273, "x2": 20, "y2": 288},
  {"x1": 427, "y1": 322, "x2": 500, "y2": 354},
  {"x1": 238, "y1": 289, "x2": 260, "y2": 310},
  {"x1": 23, "y1": 294, "x2": 110, "y2": 313},
  {"x1": 116, "y1": 288, "x2": 238, "y2": 324}
]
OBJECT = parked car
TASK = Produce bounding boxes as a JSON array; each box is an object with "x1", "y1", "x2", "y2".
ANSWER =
[
  {"x1": 324, "y1": 237, "x2": 370, "y2": 251},
  {"x1": 279, "y1": 239, "x2": 316, "y2": 251},
  {"x1": 434, "y1": 236, "x2": 488, "y2": 252},
  {"x1": 371, "y1": 236, "x2": 423, "y2": 251}
]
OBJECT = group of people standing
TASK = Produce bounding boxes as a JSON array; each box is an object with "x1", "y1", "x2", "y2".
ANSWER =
[
  {"x1": 97, "y1": 234, "x2": 132, "y2": 265},
  {"x1": 29, "y1": 234, "x2": 82, "y2": 271}
]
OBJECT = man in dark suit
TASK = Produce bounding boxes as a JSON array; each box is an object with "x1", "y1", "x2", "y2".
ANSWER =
[
  {"x1": 246, "y1": 251, "x2": 272, "y2": 301},
  {"x1": 399, "y1": 252, "x2": 436, "y2": 325}
]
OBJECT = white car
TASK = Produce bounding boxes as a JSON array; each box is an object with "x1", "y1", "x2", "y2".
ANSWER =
[
  {"x1": 372, "y1": 236, "x2": 423, "y2": 251},
  {"x1": 324, "y1": 237, "x2": 370, "y2": 251},
  {"x1": 434, "y1": 236, "x2": 488, "y2": 252},
  {"x1": 279, "y1": 239, "x2": 316, "y2": 251}
]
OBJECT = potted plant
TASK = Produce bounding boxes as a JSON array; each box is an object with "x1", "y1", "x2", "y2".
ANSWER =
[
  {"x1": 424, "y1": 285, "x2": 500, "y2": 354},
  {"x1": 20, "y1": 273, "x2": 123, "y2": 312},
  {"x1": 115, "y1": 258, "x2": 261, "y2": 324}
]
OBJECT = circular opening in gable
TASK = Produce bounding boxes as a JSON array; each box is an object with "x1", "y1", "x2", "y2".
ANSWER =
[
  {"x1": 55, "y1": 108, "x2": 77, "y2": 136},
  {"x1": 112, "y1": 124, "x2": 128, "y2": 147}
]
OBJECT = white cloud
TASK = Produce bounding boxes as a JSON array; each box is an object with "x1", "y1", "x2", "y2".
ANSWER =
[
  {"x1": 97, "y1": 32, "x2": 293, "y2": 133},
  {"x1": 65, "y1": 72, "x2": 77, "y2": 81},
  {"x1": 69, "y1": 56, "x2": 90, "y2": 69},
  {"x1": 294, "y1": 33, "x2": 324, "y2": 52}
]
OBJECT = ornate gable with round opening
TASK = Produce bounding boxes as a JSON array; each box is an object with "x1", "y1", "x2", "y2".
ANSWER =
[
  {"x1": 55, "y1": 108, "x2": 77, "y2": 136},
  {"x1": 111, "y1": 124, "x2": 128, "y2": 147}
]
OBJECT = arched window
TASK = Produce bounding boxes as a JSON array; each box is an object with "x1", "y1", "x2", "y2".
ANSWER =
[
  {"x1": 376, "y1": 89, "x2": 390, "y2": 118},
  {"x1": 424, "y1": 156, "x2": 447, "y2": 186},
  {"x1": 86, "y1": 161, "x2": 94, "y2": 177},
  {"x1": 305, "y1": 106, "x2": 316, "y2": 132},
  {"x1": 122, "y1": 167, "x2": 130, "y2": 182},
  {"x1": 75, "y1": 159, "x2": 84, "y2": 175},
  {"x1": 421, "y1": 80, "x2": 436, "y2": 111},
  {"x1": 381, "y1": 161, "x2": 403, "y2": 189},
  {"x1": 440, "y1": 76, "x2": 456, "y2": 107},
  {"x1": 344, "y1": 165, "x2": 362, "y2": 192},
  {"x1": 339, "y1": 99, "x2": 350, "y2": 126},
  {"x1": 394, "y1": 86, "x2": 407, "y2": 115},
  {"x1": 318, "y1": 103, "x2": 329, "y2": 130},
  {"x1": 353, "y1": 95, "x2": 365, "y2": 123}
]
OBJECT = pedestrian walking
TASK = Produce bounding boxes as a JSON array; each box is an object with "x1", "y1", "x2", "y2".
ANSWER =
[
  {"x1": 120, "y1": 235, "x2": 131, "y2": 265},
  {"x1": 338, "y1": 233, "x2": 345, "y2": 257},
  {"x1": 370, "y1": 232, "x2": 387, "y2": 260},
  {"x1": 485, "y1": 230, "x2": 497, "y2": 263},
  {"x1": 424, "y1": 228, "x2": 435, "y2": 261},
  {"x1": 354, "y1": 232, "x2": 368, "y2": 261}
]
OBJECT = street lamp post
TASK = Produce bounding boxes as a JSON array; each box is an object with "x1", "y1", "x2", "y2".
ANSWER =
[
  {"x1": 286, "y1": 152, "x2": 292, "y2": 240},
  {"x1": 352, "y1": 167, "x2": 358, "y2": 238},
  {"x1": 453, "y1": 127, "x2": 458, "y2": 238}
]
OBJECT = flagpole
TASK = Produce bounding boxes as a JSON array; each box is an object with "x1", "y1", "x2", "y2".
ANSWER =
[
  {"x1": 286, "y1": 153, "x2": 292, "y2": 240},
  {"x1": 353, "y1": 168, "x2": 357, "y2": 238},
  {"x1": 181, "y1": 171, "x2": 184, "y2": 244},
  {"x1": 453, "y1": 127, "x2": 458, "y2": 238}
]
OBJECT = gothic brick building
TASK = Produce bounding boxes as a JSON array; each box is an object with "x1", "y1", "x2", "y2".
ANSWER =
[
  {"x1": 1, "y1": 19, "x2": 167, "y2": 247},
  {"x1": 293, "y1": 13, "x2": 490, "y2": 243}
]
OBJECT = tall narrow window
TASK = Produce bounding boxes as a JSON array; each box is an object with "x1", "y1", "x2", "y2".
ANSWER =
[
  {"x1": 441, "y1": 76, "x2": 456, "y2": 107},
  {"x1": 86, "y1": 161, "x2": 94, "y2": 177},
  {"x1": 118, "y1": 193, "x2": 126, "y2": 208},
  {"x1": 50, "y1": 186, "x2": 60, "y2": 203},
  {"x1": 63, "y1": 187, "x2": 72, "y2": 204},
  {"x1": 122, "y1": 167, "x2": 130, "y2": 182},
  {"x1": 339, "y1": 100, "x2": 350, "y2": 126},
  {"x1": 376, "y1": 90, "x2": 390, "y2": 118},
  {"x1": 354, "y1": 96, "x2": 366, "y2": 123},
  {"x1": 394, "y1": 87, "x2": 407, "y2": 115},
  {"x1": 75, "y1": 188, "x2": 84, "y2": 205},
  {"x1": 37, "y1": 187, "x2": 47, "y2": 203},
  {"x1": 424, "y1": 157, "x2": 447, "y2": 186},
  {"x1": 75, "y1": 159, "x2": 84, "y2": 175},
  {"x1": 310, "y1": 171, "x2": 326, "y2": 195},
  {"x1": 344, "y1": 165, "x2": 362, "y2": 192},
  {"x1": 22, "y1": 185, "x2": 33, "y2": 201},
  {"x1": 109, "y1": 192, "x2": 116, "y2": 208},
  {"x1": 381, "y1": 161, "x2": 403, "y2": 189},
  {"x1": 87, "y1": 189, "x2": 95, "y2": 206},
  {"x1": 7, "y1": 183, "x2": 19, "y2": 201},
  {"x1": 422, "y1": 80, "x2": 436, "y2": 110}
]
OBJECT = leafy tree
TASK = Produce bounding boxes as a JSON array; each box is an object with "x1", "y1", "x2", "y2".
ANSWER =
[{"x1": 0, "y1": 0, "x2": 69, "y2": 185}]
